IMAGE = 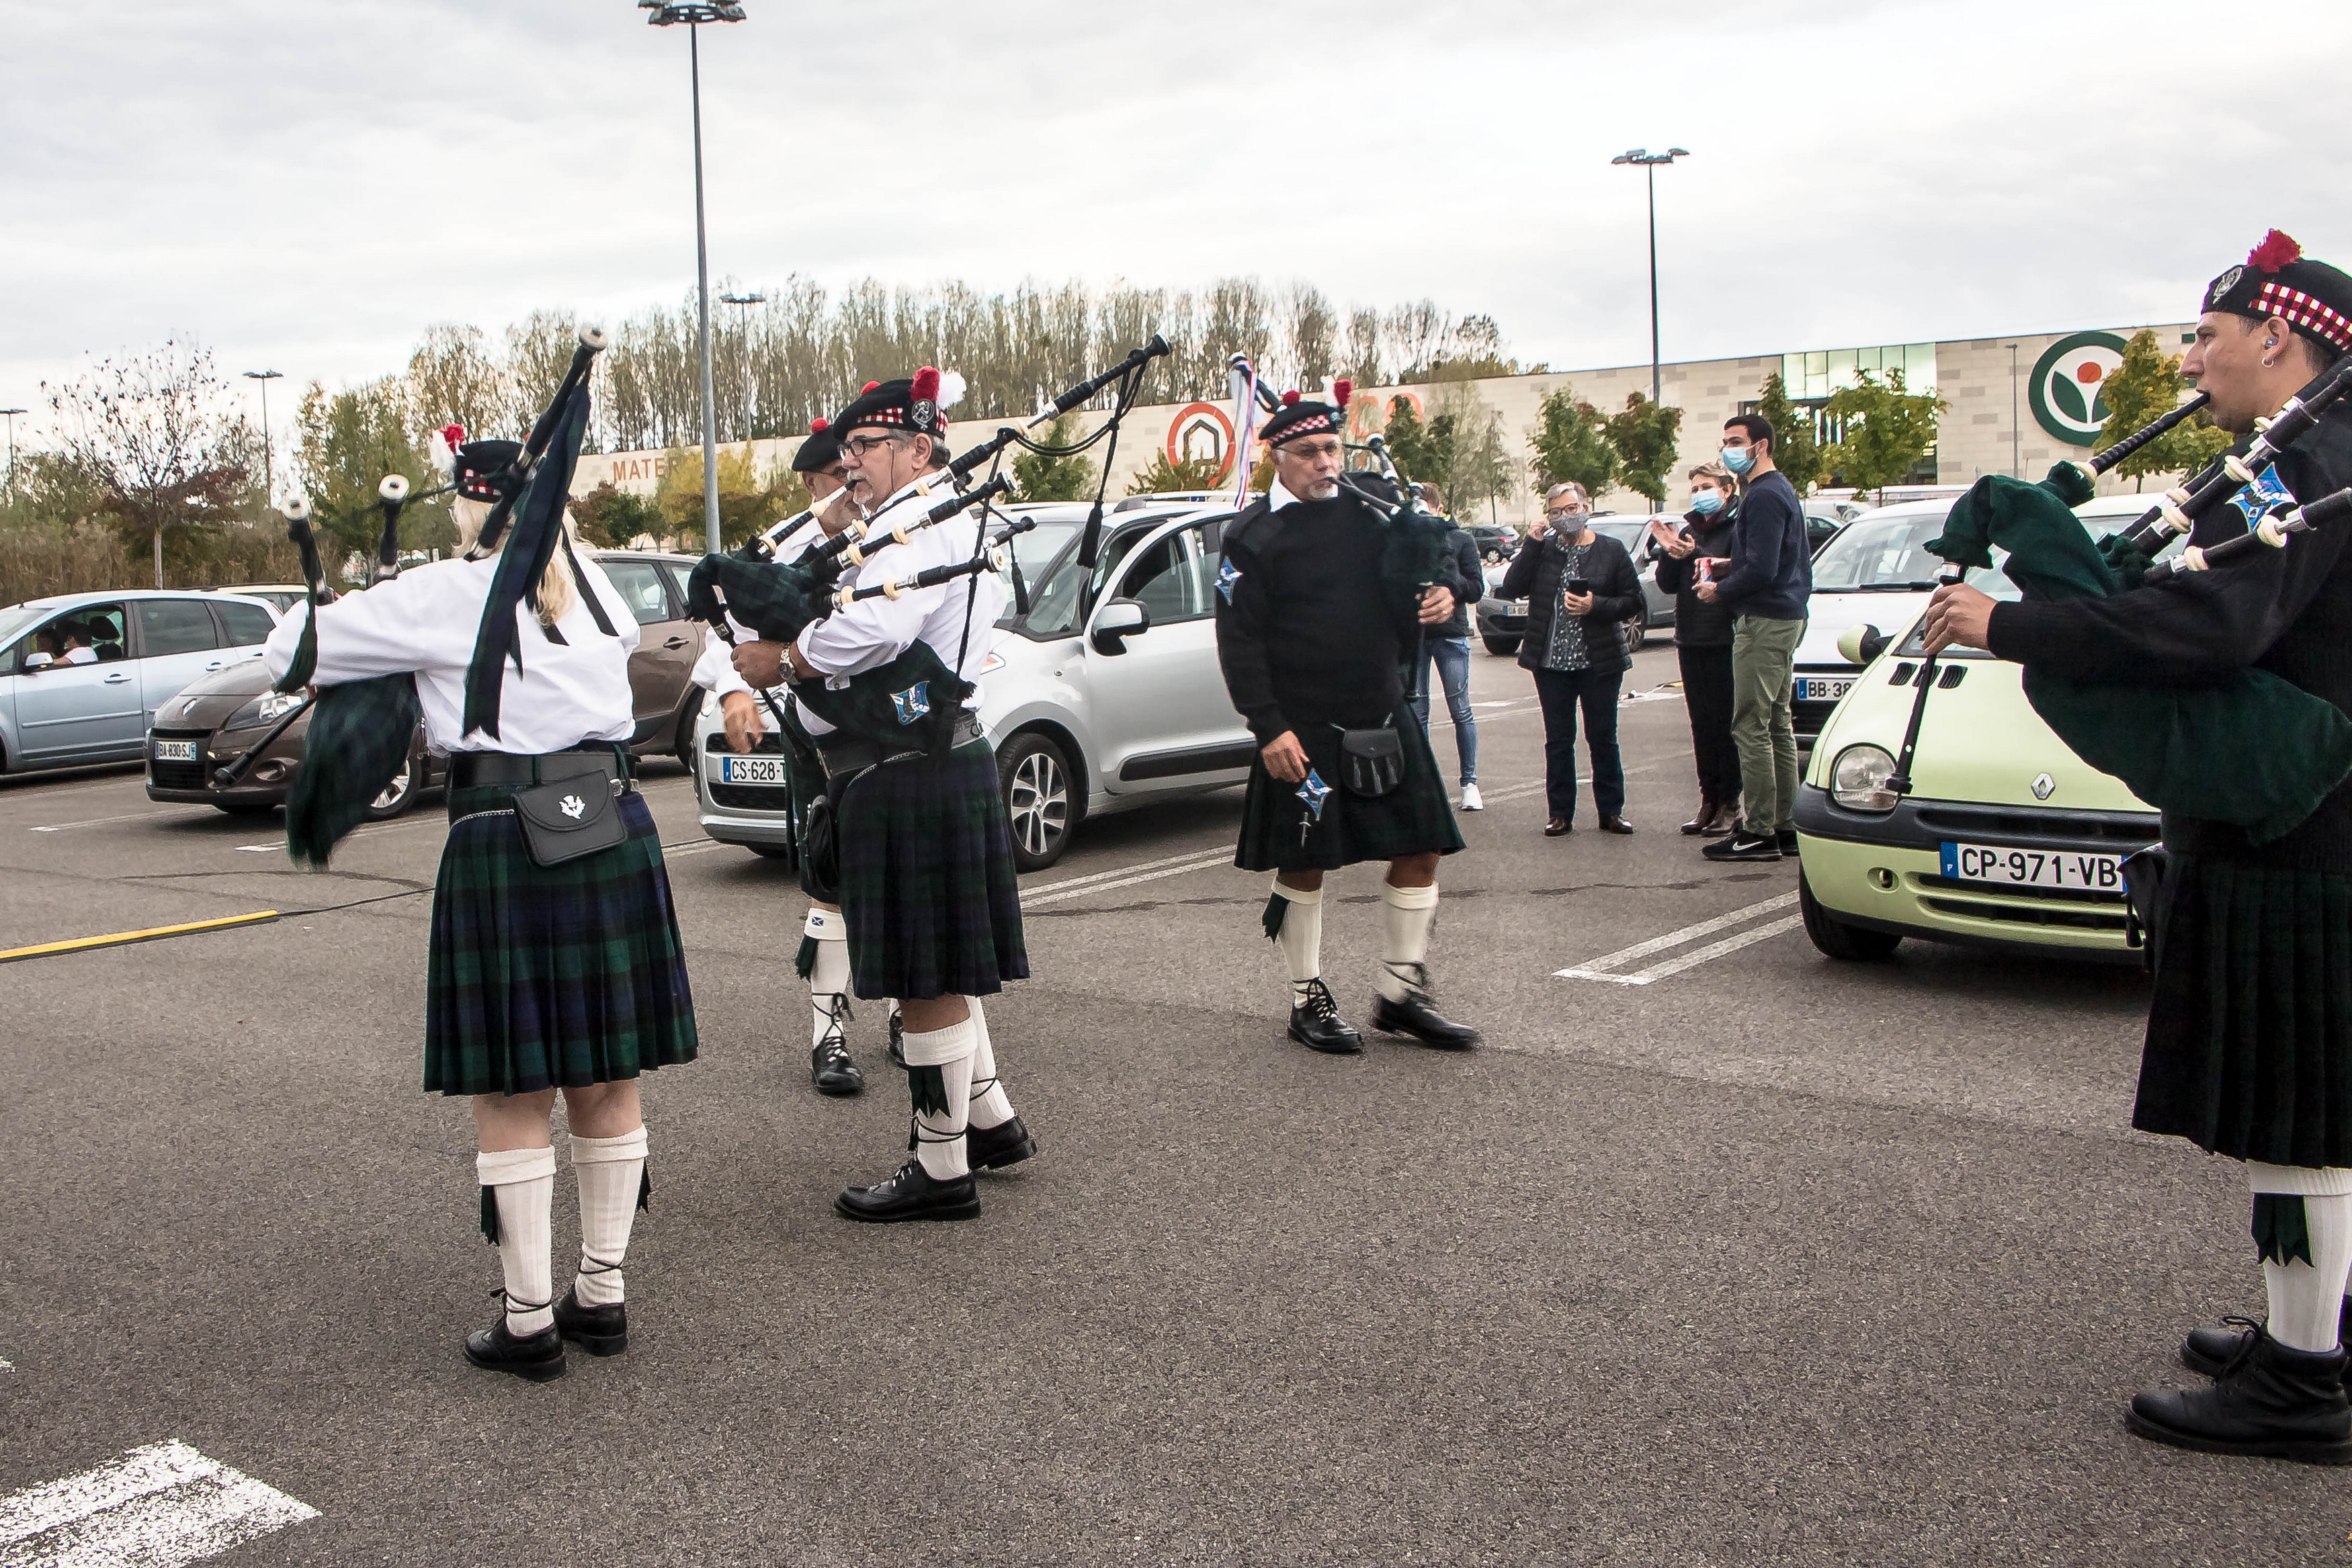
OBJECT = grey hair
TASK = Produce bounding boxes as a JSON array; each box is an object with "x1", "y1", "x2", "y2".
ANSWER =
[{"x1": 1545, "y1": 481, "x2": 1588, "y2": 506}]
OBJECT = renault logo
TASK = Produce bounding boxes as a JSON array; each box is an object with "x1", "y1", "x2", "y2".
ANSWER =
[{"x1": 2031, "y1": 773, "x2": 2056, "y2": 801}]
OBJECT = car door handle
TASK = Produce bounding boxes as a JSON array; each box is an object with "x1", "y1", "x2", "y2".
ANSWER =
[
  {"x1": 204, "y1": 661, "x2": 226, "y2": 671},
  {"x1": 662, "y1": 637, "x2": 688, "y2": 650},
  {"x1": 103, "y1": 672, "x2": 132, "y2": 684}
]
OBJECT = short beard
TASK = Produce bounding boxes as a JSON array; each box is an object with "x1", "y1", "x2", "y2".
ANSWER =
[{"x1": 1301, "y1": 476, "x2": 1339, "y2": 500}]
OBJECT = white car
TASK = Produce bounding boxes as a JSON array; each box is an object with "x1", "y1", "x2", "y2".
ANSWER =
[
  {"x1": 695, "y1": 499, "x2": 1255, "y2": 870},
  {"x1": 1790, "y1": 492, "x2": 2156, "y2": 754}
]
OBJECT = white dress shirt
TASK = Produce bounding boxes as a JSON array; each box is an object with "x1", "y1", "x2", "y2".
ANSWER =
[
  {"x1": 262, "y1": 554, "x2": 640, "y2": 754},
  {"x1": 792, "y1": 498, "x2": 1003, "y2": 738}
]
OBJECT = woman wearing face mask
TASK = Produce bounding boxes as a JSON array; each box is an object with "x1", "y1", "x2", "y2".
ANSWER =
[{"x1": 1652, "y1": 462, "x2": 1742, "y2": 835}]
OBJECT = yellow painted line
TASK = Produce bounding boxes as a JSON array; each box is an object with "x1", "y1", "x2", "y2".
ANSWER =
[{"x1": 0, "y1": 910, "x2": 280, "y2": 965}]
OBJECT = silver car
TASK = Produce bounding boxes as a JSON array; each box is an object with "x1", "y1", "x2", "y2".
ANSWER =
[
  {"x1": 694, "y1": 500, "x2": 1254, "y2": 871},
  {"x1": 0, "y1": 590, "x2": 280, "y2": 774}
]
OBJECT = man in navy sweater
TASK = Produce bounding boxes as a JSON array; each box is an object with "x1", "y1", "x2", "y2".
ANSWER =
[{"x1": 1697, "y1": 412, "x2": 1811, "y2": 863}]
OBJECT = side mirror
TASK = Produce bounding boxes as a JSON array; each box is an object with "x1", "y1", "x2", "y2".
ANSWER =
[
  {"x1": 1091, "y1": 597, "x2": 1150, "y2": 656},
  {"x1": 1836, "y1": 623, "x2": 1889, "y2": 667}
]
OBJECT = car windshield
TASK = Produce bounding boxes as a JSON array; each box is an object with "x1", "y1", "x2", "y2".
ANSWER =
[
  {"x1": 1009, "y1": 510, "x2": 1195, "y2": 639},
  {"x1": 1808, "y1": 509, "x2": 2030, "y2": 595},
  {"x1": 0, "y1": 605, "x2": 49, "y2": 649},
  {"x1": 1588, "y1": 521, "x2": 1648, "y2": 554}
]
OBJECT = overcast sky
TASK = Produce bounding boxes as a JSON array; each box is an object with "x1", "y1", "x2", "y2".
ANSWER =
[{"x1": 4, "y1": 0, "x2": 2347, "y2": 446}]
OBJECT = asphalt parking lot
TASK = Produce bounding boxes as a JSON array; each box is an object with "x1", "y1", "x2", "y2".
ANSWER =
[{"x1": 1, "y1": 644, "x2": 2336, "y2": 1567}]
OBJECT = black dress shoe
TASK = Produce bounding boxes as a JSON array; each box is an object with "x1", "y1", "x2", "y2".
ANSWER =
[
  {"x1": 1599, "y1": 815, "x2": 1635, "y2": 834},
  {"x1": 1679, "y1": 799, "x2": 1718, "y2": 836},
  {"x1": 552, "y1": 1287, "x2": 628, "y2": 1357},
  {"x1": 1777, "y1": 829, "x2": 1801, "y2": 857},
  {"x1": 2129, "y1": 1327, "x2": 2352, "y2": 1464},
  {"x1": 1370, "y1": 967, "x2": 1480, "y2": 1049},
  {"x1": 836, "y1": 1159, "x2": 980, "y2": 1223},
  {"x1": 2185, "y1": 1305, "x2": 2352, "y2": 1383},
  {"x1": 810, "y1": 998, "x2": 864, "y2": 1096},
  {"x1": 1703, "y1": 831, "x2": 1782, "y2": 863},
  {"x1": 1544, "y1": 817, "x2": 1572, "y2": 837},
  {"x1": 968, "y1": 1115, "x2": 1037, "y2": 1171},
  {"x1": 1288, "y1": 977, "x2": 1363, "y2": 1054},
  {"x1": 464, "y1": 1312, "x2": 566, "y2": 1383}
]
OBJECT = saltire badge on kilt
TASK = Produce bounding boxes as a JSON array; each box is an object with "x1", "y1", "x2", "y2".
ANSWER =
[
  {"x1": 1216, "y1": 560, "x2": 1241, "y2": 604},
  {"x1": 1296, "y1": 768, "x2": 1331, "y2": 846},
  {"x1": 892, "y1": 681, "x2": 931, "y2": 725},
  {"x1": 2229, "y1": 465, "x2": 2294, "y2": 527}
]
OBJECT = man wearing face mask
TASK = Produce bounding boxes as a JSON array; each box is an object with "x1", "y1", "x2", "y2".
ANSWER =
[
  {"x1": 1653, "y1": 462, "x2": 1742, "y2": 835},
  {"x1": 1697, "y1": 414, "x2": 1810, "y2": 863},
  {"x1": 1215, "y1": 384, "x2": 1478, "y2": 1056}
]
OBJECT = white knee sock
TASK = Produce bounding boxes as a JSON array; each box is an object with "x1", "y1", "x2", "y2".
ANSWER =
[
  {"x1": 967, "y1": 996, "x2": 1015, "y2": 1131},
  {"x1": 1378, "y1": 880, "x2": 1441, "y2": 1002},
  {"x1": 476, "y1": 1145, "x2": 556, "y2": 1336},
  {"x1": 901, "y1": 1016, "x2": 976, "y2": 1181},
  {"x1": 571, "y1": 1126, "x2": 648, "y2": 1309},
  {"x1": 1271, "y1": 879, "x2": 1323, "y2": 1007},
  {"x1": 2249, "y1": 1164, "x2": 2352, "y2": 1353},
  {"x1": 806, "y1": 908, "x2": 851, "y2": 1051}
]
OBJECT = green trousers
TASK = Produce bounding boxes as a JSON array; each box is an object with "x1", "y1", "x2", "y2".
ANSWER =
[{"x1": 1730, "y1": 613, "x2": 1806, "y2": 834}]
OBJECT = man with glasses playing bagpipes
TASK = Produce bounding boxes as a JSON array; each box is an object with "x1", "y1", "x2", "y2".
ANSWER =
[
  {"x1": 723, "y1": 367, "x2": 1036, "y2": 1223},
  {"x1": 1215, "y1": 382, "x2": 1480, "y2": 1056},
  {"x1": 1924, "y1": 232, "x2": 2352, "y2": 1462}
]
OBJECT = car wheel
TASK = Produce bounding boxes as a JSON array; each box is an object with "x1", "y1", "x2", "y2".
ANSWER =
[
  {"x1": 1620, "y1": 615, "x2": 1648, "y2": 656},
  {"x1": 1482, "y1": 636, "x2": 1521, "y2": 657},
  {"x1": 998, "y1": 731, "x2": 1073, "y2": 872},
  {"x1": 1799, "y1": 865, "x2": 1902, "y2": 961},
  {"x1": 363, "y1": 750, "x2": 420, "y2": 820},
  {"x1": 673, "y1": 690, "x2": 704, "y2": 772}
]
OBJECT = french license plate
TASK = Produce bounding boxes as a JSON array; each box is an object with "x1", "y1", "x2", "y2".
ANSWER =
[
  {"x1": 153, "y1": 739, "x2": 198, "y2": 762},
  {"x1": 718, "y1": 754, "x2": 788, "y2": 785},
  {"x1": 1505, "y1": 599, "x2": 1528, "y2": 614},
  {"x1": 1940, "y1": 841, "x2": 2124, "y2": 891},
  {"x1": 1794, "y1": 675, "x2": 1853, "y2": 703}
]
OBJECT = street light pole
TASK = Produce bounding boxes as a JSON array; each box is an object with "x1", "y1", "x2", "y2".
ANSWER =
[
  {"x1": 720, "y1": 290, "x2": 766, "y2": 440},
  {"x1": 2004, "y1": 342, "x2": 2022, "y2": 478},
  {"x1": 241, "y1": 370, "x2": 284, "y2": 503},
  {"x1": 1611, "y1": 147, "x2": 1689, "y2": 406},
  {"x1": 0, "y1": 408, "x2": 24, "y2": 488},
  {"x1": 642, "y1": 1, "x2": 747, "y2": 554}
]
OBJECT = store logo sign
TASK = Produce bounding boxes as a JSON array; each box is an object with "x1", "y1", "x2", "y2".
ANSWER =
[
  {"x1": 1167, "y1": 402, "x2": 1236, "y2": 484},
  {"x1": 2027, "y1": 331, "x2": 2130, "y2": 448}
]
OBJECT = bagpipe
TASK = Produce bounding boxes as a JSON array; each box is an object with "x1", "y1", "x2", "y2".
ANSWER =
[{"x1": 1873, "y1": 358, "x2": 2352, "y2": 842}]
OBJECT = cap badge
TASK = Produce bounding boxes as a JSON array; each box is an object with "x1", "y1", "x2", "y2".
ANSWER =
[{"x1": 2209, "y1": 265, "x2": 2244, "y2": 306}]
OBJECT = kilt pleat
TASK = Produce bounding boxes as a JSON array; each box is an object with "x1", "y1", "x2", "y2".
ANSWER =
[
  {"x1": 1234, "y1": 699, "x2": 1466, "y2": 873},
  {"x1": 425, "y1": 787, "x2": 698, "y2": 1096},
  {"x1": 836, "y1": 738, "x2": 1027, "y2": 1002},
  {"x1": 2134, "y1": 853, "x2": 2352, "y2": 1165}
]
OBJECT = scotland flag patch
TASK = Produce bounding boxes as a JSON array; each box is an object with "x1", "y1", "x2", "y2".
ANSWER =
[
  {"x1": 2230, "y1": 465, "x2": 2295, "y2": 527},
  {"x1": 891, "y1": 681, "x2": 931, "y2": 725},
  {"x1": 1296, "y1": 769, "x2": 1331, "y2": 821},
  {"x1": 1216, "y1": 560, "x2": 1241, "y2": 604}
]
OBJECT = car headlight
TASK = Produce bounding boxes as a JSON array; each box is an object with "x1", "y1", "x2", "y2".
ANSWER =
[
  {"x1": 224, "y1": 690, "x2": 307, "y2": 730},
  {"x1": 1831, "y1": 743, "x2": 1898, "y2": 812}
]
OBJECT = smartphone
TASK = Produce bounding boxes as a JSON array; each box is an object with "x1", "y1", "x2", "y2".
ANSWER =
[{"x1": 1564, "y1": 576, "x2": 1591, "y2": 597}]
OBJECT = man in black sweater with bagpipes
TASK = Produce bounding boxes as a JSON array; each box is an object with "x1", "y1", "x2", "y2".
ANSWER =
[
  {"x1": 1926, "y1": 232, "x2": 2352, "y2": 1463},
  {"x1": 1215, "y1": 382, "x2": 1479, "y2": 1055}
]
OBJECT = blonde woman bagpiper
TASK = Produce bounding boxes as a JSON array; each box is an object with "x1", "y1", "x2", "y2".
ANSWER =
[{"x1": 264, "y1": 421, "x2": 698, "y2": 1382}]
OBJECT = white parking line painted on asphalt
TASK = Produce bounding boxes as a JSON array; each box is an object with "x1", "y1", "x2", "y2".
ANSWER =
[
  {"x1": 29, "y1": 808, "x2": 216, "y2": 834},
  {"x1": 1556, "y1": 891, "x2": 1799, "y2": 986},
  {"x1": 0, "y1": 1440, "x2": 317, "y2": 1567},
  {"x1": 1021, "y1": 847, "x2": 1235, "y2": 908}
]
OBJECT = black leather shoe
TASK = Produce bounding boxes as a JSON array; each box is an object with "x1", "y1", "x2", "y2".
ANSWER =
[
  {"x1": 810, "y1": 997, "x2": 864, "y2": 1096},
  {"x1": 1599, "y1": 815, "x2": 1635, "y2": 834},
  {"x1": 1543, "y1": 817, "x2": 1572, "y2": 837},
  {"x1": 835, "y1": 1159, "x2": 980, "y2": 1223},
  {"x1": 1777, "y1": 829, "x2": 1801, "y2": 857},
  {"x1": 2185, "y1": 1303, "x2": 2352, "y2": 1383},
  {"x1": 464, "y1": 1312, "x2": 566, "y2": 1383},
  {"x1": 968, "y1": 1115, "x2": 1037, "y2": 1171},
  {"x1": 1679, "y1": 798, "x2": 1718, "y2": 836},
  {"x1": 1370, "y1": 965, "x2": 1480, "y2": 1049},
  {"x1": 1287, "y1": 977, "x2": 1362, "y2": 1054},
  {"x1": 1703, "y1": 831, "x2": 1783, "y2": 863},
  {"x1": 552, "y1": 1287, "x2": 628, "y2": 1357},
  {"x1": 2130, "y1": 1327, "x2": 2352, "y2": 1463}
]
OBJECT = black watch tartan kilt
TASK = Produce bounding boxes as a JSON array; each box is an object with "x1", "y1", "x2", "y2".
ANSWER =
[
  {"x1": 425, "y1": 781, "x2": 698, "y2": 1097},
  {"x1": 834, "y1": 736, "x2": 1027, "y2": 1002},
  {"x1": 1234, "y1": 699, "x2": 1465, "y2": 873},
  {"x1": 2134, "y1": 853, "x2": 2352, "y2": 1166}
]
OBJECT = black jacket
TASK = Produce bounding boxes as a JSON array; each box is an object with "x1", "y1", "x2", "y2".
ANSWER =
[
  {"x1": 1499, "y1": 525, "x2": 1643, "y2": 677},
  {"x1": 1215, "y1": 488, "x2": 1470, "y2": 744},
  {"x1": 1654, "y1": 507, "x2": 1740, "y2": 647},
  {"x1": 1423, "y1": 526, "x2": 1482, "y2": 640}
]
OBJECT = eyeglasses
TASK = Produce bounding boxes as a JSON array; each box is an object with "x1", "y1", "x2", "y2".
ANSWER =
[
  {"x1": 1279, "y1": 440, "x2": 1342, "y2": 462},
  {"x1": 839, "y1": 433, "x2": 902, "y2": 461}
]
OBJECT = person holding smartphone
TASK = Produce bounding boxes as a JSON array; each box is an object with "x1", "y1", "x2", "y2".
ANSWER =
[
  {"x1": 1499, "y1": 482, "x2": 1643, "y2": 836},
  {"x1": 1652, "y1": 462, "x2": 1742, "y2": 836}
]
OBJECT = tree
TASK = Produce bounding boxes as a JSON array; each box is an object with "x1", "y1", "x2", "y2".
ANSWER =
[
  {"x1": 1445, "y1": 400, "x2": 1517, "y2": 523},
  {"x1": 1821, "y1": 369, "x2": 1948, "y2": 500},
  {"x1": 1124, "y1": 451, "x2": 1225, "y2": 496},
  {"x1": 1381, "y1": 396, "x2": 1457, "y2": 490},
  {"x1": 1603, "y1": 392, "x2": 1683, "y2": 509},
  {"x1": 43, "y1": 339, "x2": 254, "y2": 589},
  {"x1": 2097, "y1": 329, "x2": 2232, "y2": 490},
  {"x1": 406, "y1": 324, "x2": 505, "y2": 441},
  {"x1": 296, "y1": 376, "x2": 447, "y2": 568},
  {"x1": 1012, "y1": 415, "x2": 1099, "y2": 502},
  {"x1": 571, "y1": 482, "x2": 663, "y2": 550},
  {"x1": 654, "y1": 442, "x2": 788, "y2": 550},
  {"x1": 1753, "y1": 372, "x2": 1824, "y2": 497},
  {"x1": 1527, "y1": 386, "x2": 1617, "y2": 496}
]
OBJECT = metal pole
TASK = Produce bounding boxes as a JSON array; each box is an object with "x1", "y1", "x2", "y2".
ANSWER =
[
  {"x1": 689, "y1": 21, "x2": 720, "y2": 553},
  {"x1": 258, "y1": 378, "x2": 274, "y2": 501},
  {"x1": 1647, "y1": 163, "x2": 1661, "y2": 405},
  {"x1": 0, "y1": 408, "x2": 22, "y2": 487}
]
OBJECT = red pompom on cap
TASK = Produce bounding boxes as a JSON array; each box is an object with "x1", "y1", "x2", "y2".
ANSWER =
[
  {"x1": 862, "y1": 380, "x2": 881, "y2": 394},
  {"x1": 2250, "y1": 229, "x2": 2304, "y2": 272},
  {"x1": 1281, "y1": 390, "x2": 1301, "y2": 406},
  {"x1": 911, "y1": 365, "x2": 940, "y2": 403},
  {"x1": 1332, "y1": 378, "x2": 1352, "y2": 410},
  {"x1": 441, "y1": 422, "x2": 466, "y2": 448},
  {"x1": 808, "y1": 417, "x2": 829, "y2": 434}
]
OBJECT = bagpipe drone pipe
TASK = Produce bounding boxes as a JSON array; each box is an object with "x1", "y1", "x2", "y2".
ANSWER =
[{"x1": 1900, "y1": 361, "x2": 2352, "y2": 843}]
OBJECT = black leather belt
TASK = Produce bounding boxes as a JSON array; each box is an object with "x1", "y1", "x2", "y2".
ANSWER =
[
  {"x1": 812, "y1": 713, "x2": 983, "y2": 778},
  {"x1": 449, "y1": 747, "x2": 636, "y2": 791}
]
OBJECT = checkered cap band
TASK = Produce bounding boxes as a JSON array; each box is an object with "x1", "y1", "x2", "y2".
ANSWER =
[
  {"x1": 2256, "y1": 279, "x2": 2352, "y2": 353},
  {"x1": 1268, "y1": 411, "x2": 1337, "y2": 442}
]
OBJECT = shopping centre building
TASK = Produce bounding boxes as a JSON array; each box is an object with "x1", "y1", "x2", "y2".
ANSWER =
[{"x1": 571, "y1": 320, "x2": 2201, "y2": 526}]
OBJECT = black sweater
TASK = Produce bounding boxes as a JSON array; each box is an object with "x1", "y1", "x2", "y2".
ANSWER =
[
  {"x1": 1215, "y1": 492, "x2": 1464, "y2": 744},
  {"x1": 1423, "y1": 527, "x2": 1483, "y2": 640},
  {"x1": 1654, "y1": 507, "x2": 1740, "y2": 647},
  {"x1": 1498, "y1": 526, "x2": 1644, "y2": 677},
  {"x1": 1987, "y1": 402, "x2": 2352, "y2": 871}
]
